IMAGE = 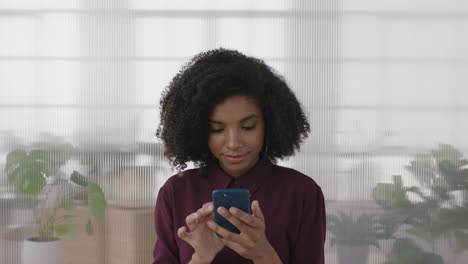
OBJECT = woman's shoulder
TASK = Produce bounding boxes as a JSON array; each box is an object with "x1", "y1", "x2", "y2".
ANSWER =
[
  {"x1": 158, "y1": 167, "x2": 206, "y2": 192},
  {"x1": 269, "y1": 162, "x2": 322, "y2": 191}
]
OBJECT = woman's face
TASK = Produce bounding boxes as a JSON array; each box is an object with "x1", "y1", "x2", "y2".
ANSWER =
[{"x1": 207, "y1": 95, "x2": 265, "y2": 178}]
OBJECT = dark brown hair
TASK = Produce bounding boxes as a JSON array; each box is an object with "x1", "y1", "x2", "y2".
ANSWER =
[{"x1": 157, "y1": 48, "x2": 310, "y2": 171}]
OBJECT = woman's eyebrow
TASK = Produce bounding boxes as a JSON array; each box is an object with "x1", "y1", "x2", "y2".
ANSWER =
[
  {"x1": 208, "y1": 120, "x2": 223, "y2": 124},
  {"x1": 240, "y1": 114, "x2": 257, "y2": 122},
  {"x1": 208, "y1": 114, "x2": 257, "y2": 124}
]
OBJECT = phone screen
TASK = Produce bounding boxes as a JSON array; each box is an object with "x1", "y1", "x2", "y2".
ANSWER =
[{"x1": 212, "y1": 188, "x2": 251, "y2": 236}]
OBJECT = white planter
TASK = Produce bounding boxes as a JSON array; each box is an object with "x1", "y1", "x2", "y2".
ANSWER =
[{"x1": 22, "y1": 237, "x2": 64, "y2": 264}]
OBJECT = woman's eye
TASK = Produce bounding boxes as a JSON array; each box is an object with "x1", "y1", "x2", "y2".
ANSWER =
[
  {"x1": 242, "y1": 126, "x2": 255, "y2": 131},
  {"x1": 209, "y1": 128, "x2": 223, "y2": 133}
]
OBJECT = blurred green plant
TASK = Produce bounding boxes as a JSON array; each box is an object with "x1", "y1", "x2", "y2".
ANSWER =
[
  {"x1": 4, "y1": 143, "x2": 106, "y2": 242},
  {"x1": 327, "y1": 211, "x2": 382, "y2": 249},
  {"x1": 384, "y1": 238, "x2": 443, "y2": 264},
  {"x1": 372, "y1": 144, "x2": 468, "y2": 262}
]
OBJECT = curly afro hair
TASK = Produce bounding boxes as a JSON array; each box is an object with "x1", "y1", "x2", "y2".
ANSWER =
[{"x1": 156, "y1": 48, "x2": 310, "y2": 171}]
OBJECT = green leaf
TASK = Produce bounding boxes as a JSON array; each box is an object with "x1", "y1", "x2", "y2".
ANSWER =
[
  {"x1": 54, "y1": 224, "x2": 69, "y2": 236},
  {"x1": 432, "y1": 144, "x2": 462, "y2": 164},
  {"x1": 60, "y1": 214, "x2": 78, "y2": 237},
  {"x1": 5, "y1": 149, "x2": 49, "y2": 195},
  {"x1": 405, "y1": 154, "x2": 436, "y2": 187},
  {"x1": 87, "y1": 182, "x2": 107, "y2": 221},
  {"x1": 70, "y1": 171, "x2": 89, "y2": 187},
  {"x1": 439, "y1": 207, "x2": 468, "y2": 230},
  {"x1": 6, "y1": 167, "x2": 21, "y2": 185},
  {"x1": 38, "y1": 216, "x2": 55, "y2": 240},
  {"x1": 407, "y1": 226, "x2": 432, "y2": 241},
  {"x1": 385, "y1": 238, "x2": 443, "y2": 264},
  {"x1": 375, "y1": 212, "x2": 406, "y2": 240},
  {"x1": 86, "y1": 219, "x2": 94, "y2": 235},
  {"x1": 29, "y1": 149, "x2": 49, "y2": 162},
  {"x1": 327, "y1": 211, "x2": 380, "y2": 248},
  {"x1": 5, "y1": 150, "x2": 27, "y2": 172},
  {"x1": 372, "y1": 176, "x2": 415, "y2": 209},
  {"x1": 21, "y1": 168, "x2": 46, "y2": 195},
  {"x1": 420, "y1": 252, "x2": 444, "y2": 264}
]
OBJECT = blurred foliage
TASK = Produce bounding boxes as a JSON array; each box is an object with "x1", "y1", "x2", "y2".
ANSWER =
[
  {"x1": 372, "y1": 144, "x2": 468, "y2": 262},
  {"x1": 4, "y1": 141, "x2": 106, "y2": 242},
  {"x1": 327, "y1": 211, "x2": 382, "y2": 248},
  {"x1": 6, "y1": 149, "x2": 48, "y2": 195},
  {"x1": 384, "y1": 238, "x2": 443, "y2": 264}
]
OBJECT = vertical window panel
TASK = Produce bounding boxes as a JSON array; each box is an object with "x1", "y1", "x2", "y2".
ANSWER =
[
  {"x1": 39, "y1": 13, "x2": 80, "y2": 57},
  {"x1": 0, "y1": 62, "x2": 36, "y2": 104},
  {"x1": 0, "y1": 17, "x2": 36, "y2": 56},
  {"x1": 134, "y1": 60, "x2": 186, "y2": 105},
  {"x1": 385, "y1": 19, "x2": 460, "y2": 58},
  {"x1": 135, "y1": 18, "x2": 208, "y2": 57},
  {"x1": 215, "y1": 18, "x2": 285, "y2": 58}
]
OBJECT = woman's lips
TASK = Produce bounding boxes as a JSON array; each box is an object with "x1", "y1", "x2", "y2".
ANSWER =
[{"x1": 223, "y1": 154, "x2": 246, "y2": 164}]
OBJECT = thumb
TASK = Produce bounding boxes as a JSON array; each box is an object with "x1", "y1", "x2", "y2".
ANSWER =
[
  {"x1": 251, "y1": 200, "x2": 264, "y2": 222},
  {"x1": 177, "y1": 226, "x2": 193, "y2": 244}
]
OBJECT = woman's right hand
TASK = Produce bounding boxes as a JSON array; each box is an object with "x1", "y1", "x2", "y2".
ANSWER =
[{"x1": 178, "y1": 202, "x2": 224, "y2": 263}]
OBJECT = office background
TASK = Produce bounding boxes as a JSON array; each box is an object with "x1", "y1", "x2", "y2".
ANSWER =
[{"x1": 1, "y1": 0, "x2": 468, "y2": 263}]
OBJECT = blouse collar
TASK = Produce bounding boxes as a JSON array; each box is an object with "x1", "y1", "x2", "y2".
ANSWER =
[{"x1": 206, "y1": 155, "x2": 273, "y2": 195}]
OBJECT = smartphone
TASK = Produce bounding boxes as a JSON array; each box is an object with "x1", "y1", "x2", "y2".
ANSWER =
[{"x1": 212, "y1": 188, "x2": 251, "y2": 237}]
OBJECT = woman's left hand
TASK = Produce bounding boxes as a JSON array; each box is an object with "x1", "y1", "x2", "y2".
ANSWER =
[{"x1": 206, "y1": 200, "x2": 282, "y2": 264}]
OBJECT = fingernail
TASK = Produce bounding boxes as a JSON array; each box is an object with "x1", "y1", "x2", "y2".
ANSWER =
[
  {"x1": 218, "y1": 207, "x2": 227, "y2": 214},
  {"x1": 177, "y1": 226, "x2": 185, "y2": 234},
  {"x1": 208, "y1": 204, "x2": 213, "y2": 210},
  {"x1": 230, "y1": 207, "x2": 238, "y2": 214}
]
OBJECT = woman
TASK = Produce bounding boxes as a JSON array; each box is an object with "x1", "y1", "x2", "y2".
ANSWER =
[{"x1": 154, "y1": 48, "x2": 325, "y2": 264}]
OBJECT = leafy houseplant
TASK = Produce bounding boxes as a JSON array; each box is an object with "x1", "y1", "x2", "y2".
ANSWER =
[
  {"x1": 384, "y1": 238, "x2": 443, "y2": 264},
  {"x1": 5, "y1": 146, "x2": 107, "y2": 242},
  {"x1": 372, "y1": 144, "x2": 468, "y2": 263},
  {"x1": 327, "y1": 211, "x2": 383, "y2": 264}
]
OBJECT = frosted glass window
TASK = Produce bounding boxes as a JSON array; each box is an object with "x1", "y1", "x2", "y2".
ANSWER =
[{"x1": 1, "y1": 0, "x2": 468, "y2": 263}]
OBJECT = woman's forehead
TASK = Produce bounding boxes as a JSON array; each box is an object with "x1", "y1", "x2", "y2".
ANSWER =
[{"x1": 209, "y1": 96, "x2": 262, "y2": 122}]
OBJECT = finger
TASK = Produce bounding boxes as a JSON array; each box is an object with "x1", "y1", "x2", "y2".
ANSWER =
[
  {"x1": 177, "y1": 226, "x2": 193, "y2": 243},
  {"x1": 217, "y1": 207, "x2": 247, "y2": 232},
  {"x1": 197, "y1": 202, "x2": 212, "y2": 212},
  {"x1": 186, "y1": 213, "x2": 195, "y2": 224},
  {"x1": 199, "y1": 203, "x2": 214, "y2": 217},
  {"x1": 206, "y1": 220, "x2": 243, "y2": 244},
  {"x1": 202, "y1": 202, "x2": 213, "y2": 209},
  {"x1": 221, "y1": 238, "x2": 245, "y2": 255},
  {"x1": 251, "y1": 200, "x2": 265, "y2": 222},
  {"x1": 228, "y1": 207, "x2": 261, "y2": 228},
  {"x1": 194, "y1": 211, "x2": 205, "y2": 224},
  {"x1": 185, "y1": 212, "x2": 202, "y2": 231}
]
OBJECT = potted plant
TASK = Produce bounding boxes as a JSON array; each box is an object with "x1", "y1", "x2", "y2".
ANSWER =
[
  {"x1": 5, "y1": 143, "x2": 106, "y2": 264},
  {"x1": 372, "y1": 144, "x2": 468, "y2": 263},
  {"x1": 327, "y1": 211, "x2": 382, "y2": 264}
]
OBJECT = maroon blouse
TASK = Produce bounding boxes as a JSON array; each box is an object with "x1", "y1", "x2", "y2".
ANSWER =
[{"x1": 153, "y1": 158, "x2": 326, "y2": 264}]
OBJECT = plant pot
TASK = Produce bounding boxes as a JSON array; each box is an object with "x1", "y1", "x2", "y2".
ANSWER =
[
  {"x1": 336, "y1": 244, "x2": 369, "y2": 264},
  {"x1": 22, "y1": 237, "x2": 64, "y2": 264}
]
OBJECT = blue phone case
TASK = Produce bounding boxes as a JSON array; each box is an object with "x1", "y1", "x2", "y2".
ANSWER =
[{"x1": 212, "y1": 188, "x2": 251, "y2": 236}]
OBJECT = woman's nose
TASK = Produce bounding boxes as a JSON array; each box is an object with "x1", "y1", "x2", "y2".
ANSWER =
[{"x1": 226, "y1": 129, "x2": 242, "y2": 150}]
